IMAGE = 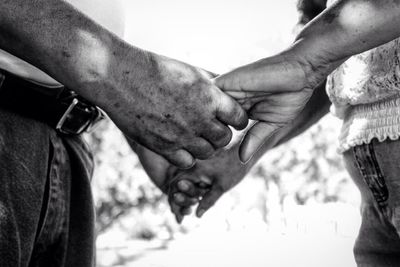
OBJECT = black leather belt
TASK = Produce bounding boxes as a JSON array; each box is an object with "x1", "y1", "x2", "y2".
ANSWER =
[{"x1": 0, "y1": 70, "x2": 105, "y2": 135}]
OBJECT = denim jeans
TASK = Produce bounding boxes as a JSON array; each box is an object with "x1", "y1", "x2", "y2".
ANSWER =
[
  {"x1": 0, "y1": 106, "x2": 95, "y2": 266},
  {"x1": 344, "y1": 139, "x2": 400, "y2": 267}
]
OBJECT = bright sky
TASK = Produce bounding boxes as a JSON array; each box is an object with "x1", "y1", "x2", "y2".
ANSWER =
[{"x1": 122, "y1": 0, "x2": 298, "y2": 74}]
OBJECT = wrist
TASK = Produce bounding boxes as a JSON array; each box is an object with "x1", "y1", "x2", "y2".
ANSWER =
[
  {"x1": 284, "y1": 38, "x2": 345, "y2": 91},
  {"x1": 79, "y1": 40, "x2": 159, "y2": 112}
]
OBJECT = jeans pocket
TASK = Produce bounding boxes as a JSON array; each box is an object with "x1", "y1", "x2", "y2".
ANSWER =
[
  {"x1": 390, "y1": 206, "x2": 400, "y2": 236},
  {"x1": 34, "y1": 139, "x2": 53, "y2": 246},
  {"x1": 353, "y1": 142, "x2": 389, "y2": 209},
  {"x1": 34, "y1": 133, "x2": 69, "y2": 253}
]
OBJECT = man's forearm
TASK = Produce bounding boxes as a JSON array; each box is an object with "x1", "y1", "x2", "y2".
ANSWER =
[{"x1": 0, "y1": 0, "x2": 145, "y2": 107}]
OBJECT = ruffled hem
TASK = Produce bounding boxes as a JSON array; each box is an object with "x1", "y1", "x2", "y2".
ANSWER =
[
  {"x1": 338, "y1": 128, "x2": 400, "y2": 153},
  {"x1": 338, "y1": 96, "x2": 400, "y2": 153}
]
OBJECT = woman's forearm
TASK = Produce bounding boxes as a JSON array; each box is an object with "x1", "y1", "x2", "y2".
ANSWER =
[{"x1": 294, "y1": 0, "x2": 400, "y2": 64}]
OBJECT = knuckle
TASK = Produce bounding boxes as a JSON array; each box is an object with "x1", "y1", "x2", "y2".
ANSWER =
[
  {"x1": 173, "y1": 193, "x2": 185, "y2": 203},
  {"x1": 206, "y1": 127, "x2": 227, "y2": 142},
  {"x1": 168, "y1": 155, "x2": 195, "y2": 169},
  {"x1": 185, "y1": 139, "x2": 215, "y2": 160},
  {"x1": 234, "y1": 109, "x2": 248, "y2": 130},
  {"x1": 213, "y1": 129, "x2": 232, "y2": 148},
  {"x1": 196, "y1": 147, "x2": 215, "y2": 160},
  {"x1": 177, "y1": 180, "x2": 191, "y2": 192}
]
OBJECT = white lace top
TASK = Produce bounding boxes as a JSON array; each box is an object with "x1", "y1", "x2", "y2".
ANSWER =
[{"x1": 326, "y1": 0, "x2": 400, "y2": 152}]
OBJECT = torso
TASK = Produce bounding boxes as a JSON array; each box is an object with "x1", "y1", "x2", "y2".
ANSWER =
[
  {"x1": 326, "y1": 0, "x2": 400, "y2": 117},
  {"x1": 326, "y1": 0, "x2": 400, "y2": 153},
  {"x1": 326, "y1": 39, "x2": 400, "y2": 117},
  {"x1": 0, "y1": 0, "x2": 125, "y2": 86}
]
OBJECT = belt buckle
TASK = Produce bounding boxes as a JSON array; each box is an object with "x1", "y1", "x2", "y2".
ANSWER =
[
  {"x1": 56, "y1": 97, "x2": 105, "y2": 135},
  {"x1": 85, "y1": 107, "x2": 106, "y2": 133}
]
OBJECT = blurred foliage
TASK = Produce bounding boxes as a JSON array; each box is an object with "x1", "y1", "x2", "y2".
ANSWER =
[
  {"x1": 251, "y1": 115, "x2": 357, "y2": 208},
  {"x1": 85, "y1": 113, "x2": 357, "y2": 240}
]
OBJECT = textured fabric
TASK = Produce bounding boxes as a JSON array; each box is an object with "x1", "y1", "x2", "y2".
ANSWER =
[
  {"x1": 0, "y1": 106, "x2": 95, "y2": 266},
  {"x1": 326, "y1": 0, "x2": 400, "y2": 152},
  {"x1": 327, "y1": 38, "x2": 400, "y2": 108},
  {"x1": 338, "y1": 96, "x2": 400, "y2": 152},
  {"x1": 344, "y1": 139, "x2": 400, "y2": 267}
]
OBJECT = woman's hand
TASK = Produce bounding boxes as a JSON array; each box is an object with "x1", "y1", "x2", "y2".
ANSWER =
[
  {"x1": 215, "y1": 49, "x2": 331, "y2": 163},
  {"x1": 167, "y1": 145, "x2": 249, "y2": 223}
]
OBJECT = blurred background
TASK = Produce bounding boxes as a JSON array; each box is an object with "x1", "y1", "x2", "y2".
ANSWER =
[{"x1": 85, "y1": 0, "x2": 361, "y2": 266}]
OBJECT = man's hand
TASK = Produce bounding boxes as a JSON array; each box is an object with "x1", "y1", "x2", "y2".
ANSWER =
[
  {"x1": 0, "y1": 0, "x2": 248, "y2": 169},
  {"x1": 102, "y1": 51, "x2": 248, "y2": 168}
]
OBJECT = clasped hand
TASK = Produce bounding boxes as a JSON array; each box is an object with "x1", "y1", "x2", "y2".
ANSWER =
[{"x1": 163, "y1": 47, "x2": 337, "y2": 222}]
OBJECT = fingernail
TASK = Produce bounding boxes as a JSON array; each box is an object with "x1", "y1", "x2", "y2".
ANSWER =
[
  {"x1": 174, "y1": 193, "x2": 184, "y2": 203},
  {"x1": 199, "y1": 176, "x2": 212, "y2": 185},
  {"x1": 197, "y1": 209, "x2": 206, "y2": 218},
  {"x1": 241, "y1": 155, "x2": 252, "y2": 165},
  {"x1": 177, "y1": 180, "x2": 190, "y2": 191},
  {"x1": 240, "y1": 146, "x2": 257, "y2": 164}
]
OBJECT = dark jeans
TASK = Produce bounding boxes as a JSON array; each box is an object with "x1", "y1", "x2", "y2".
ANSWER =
[
  {"x1": 0, "y1": 107, "x2": 95, "y2": 266},
  {"x1": 344, "y1": 139, "x2": 400, "y2": 267}
]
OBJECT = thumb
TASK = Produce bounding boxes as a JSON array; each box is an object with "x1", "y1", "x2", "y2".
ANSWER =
[
  {"x1": 214, "y1": 67, "x2": 280, "y2": 94},
  {"x1": 213, "y1": 68, "x2": 249, "y2": 92},
  {"x1": 239, "y1": 121, "x2": 281, "y2": 163},
  {"x1": 214, "y1": 57, "x2": 308, "y2": 94},
  {"x1": 196, "y1": 185, "x2": 223, "y2": 218}
]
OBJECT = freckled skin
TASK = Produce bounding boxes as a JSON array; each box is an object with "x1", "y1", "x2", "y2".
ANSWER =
[
  {"x1": 322, "y1": 11, "x2": 337, "y2": 24},
  {"x1": 102, "y1": 52, "x2": 248, "y2": 167},
  {"x1": 0, "y1": 0, "x2": 249, "y2": 167},
  {"x1": 62, "y1": 50, "x2": 71, "y2": 58}
]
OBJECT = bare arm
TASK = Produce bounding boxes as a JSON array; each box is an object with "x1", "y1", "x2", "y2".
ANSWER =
[
  {"x1": 0, "y1": 0, "x2": 124, "y2": 98},
  {"x1": 297, "y1": 0, "x2": 400, "y2": 67},
  {"x1": 216, "y1": 0, "x2": 400, "y2": 162},
  {"x1": 0, "y1": 0, "x2": 248, "y2": 168}
]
